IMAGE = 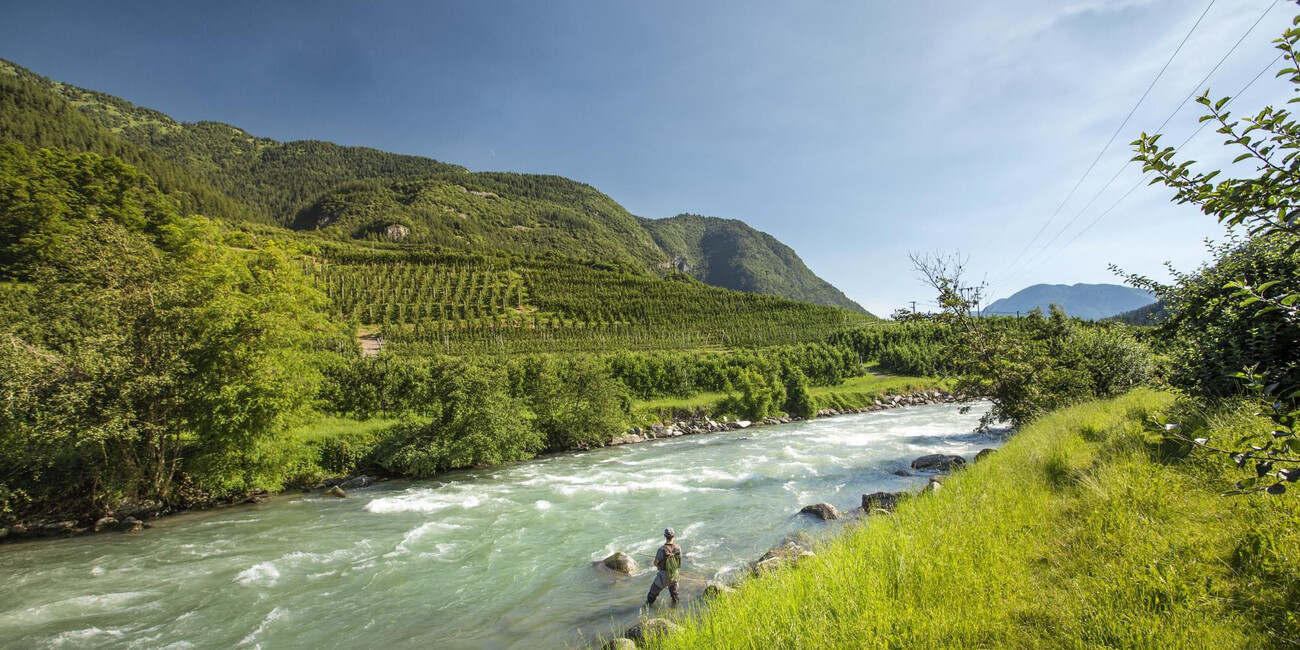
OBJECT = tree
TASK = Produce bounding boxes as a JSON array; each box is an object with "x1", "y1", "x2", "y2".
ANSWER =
[
  {"x1": 0, "y1": 146, "x2": 335, "y2": 520},
  {"x1": 530, "y1": 357, "x2": 629, "y2": 450},
  {"x1": 1130, "y1": 6, "x2": 1300, "y2": 495},
  {"x1": 781, "y1": 362, "x2": 817, "y2": 419},
  {"x1": 371, "y1": 362, "x2": 541, "y2": 477},
  {"x1": 911, "y1": 253, "x2": 1151, "y2": 428}
]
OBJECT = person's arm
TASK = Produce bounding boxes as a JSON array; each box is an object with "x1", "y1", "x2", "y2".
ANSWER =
[{"x1": 654, "y1": 547, "x2": 665, "y2": 570}]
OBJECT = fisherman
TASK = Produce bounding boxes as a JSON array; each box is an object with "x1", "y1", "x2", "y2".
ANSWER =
[{"x1": 646, "y1": 527, "x2": 682, "y2": 606}]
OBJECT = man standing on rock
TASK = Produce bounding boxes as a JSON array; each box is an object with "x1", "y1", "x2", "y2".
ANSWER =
[{"x1": 646, "y1": 527, "x2": 682, "y2": 607}]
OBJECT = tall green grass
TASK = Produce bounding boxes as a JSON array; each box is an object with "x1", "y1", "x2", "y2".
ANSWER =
[{"x1": 644, "y1": 389, "x2": 1300, "y2": 649}]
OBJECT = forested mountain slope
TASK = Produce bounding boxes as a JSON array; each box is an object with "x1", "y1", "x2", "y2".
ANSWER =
[
  {"x1": 0, "y1": 59, "x2": 464, "y2": 224},
  {"x1": 0, "y1": 57, "x2": 866, "y2": 312},
  {"x1": 293, "y1": 175, "x2": 668, "y2": 269},
  {"x1": 642, "y1": 214, "x2": 866, "y2": 313}
]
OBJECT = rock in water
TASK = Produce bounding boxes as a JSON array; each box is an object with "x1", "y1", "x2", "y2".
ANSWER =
[
  {"x1": 702, "y1": 582, "x2": 734, "y2": 598},
  {"x1": 339, "y1": 475, "x2": 376, "y2": 490},
  {"x1": 861, "y1": 492, "x2": 903, "y2": 513},
  {"x1": 119, "y1": 517, "x2": 144, "y2": 532},
  {"x1": 626, "y1": 619, "x2": 680, "y2": 643},
  {"x1": 93, "y1": 517, "x2": 119, "y2": 532},
  {"x1": 603, "y1": 551, "x2": 638, "y2": 575},
  {"x1": 911, "y1": 454, "x2": 966, "y2": 472},
  {"x1": 604, "y1": 638, "x2": 637, "y2": 650},
  {"x1": 325, "y1": 486, "x2": 347, "y2": 498},
  {"x1": 799, "y1": 503, "x2": 841, "y2": 520},
  {"x1": 974, "y1": 448, "x2": 997, "y2": 463}
]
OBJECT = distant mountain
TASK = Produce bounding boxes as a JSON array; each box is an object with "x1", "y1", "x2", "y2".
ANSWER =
[
  {"x1": 984, "y1": 283, "x2": 1155, "y2": 320},
  {"x1": 0, "y1": 57, "x2": 869, "y2": 314},
  {"x1": 640, "y1": 214, "x2": 867, "y2": 313}
]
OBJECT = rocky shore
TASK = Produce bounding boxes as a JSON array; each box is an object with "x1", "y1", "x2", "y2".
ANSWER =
[{"x1": 608, "y1": 388, "x2": 958, "y2": 446}]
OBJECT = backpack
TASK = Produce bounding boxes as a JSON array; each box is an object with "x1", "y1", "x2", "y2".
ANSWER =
[{"x1": 662, "y1": 543, "x2": 681, "y2": 580}]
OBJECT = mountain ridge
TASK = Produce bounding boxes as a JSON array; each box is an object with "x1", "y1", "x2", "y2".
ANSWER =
[
  {"x1": 984, "y1": 283, "x2": 1155, "y2": 320},
  {"x1": 0, "y1": 57, "x2": 868, "y2": 314}
]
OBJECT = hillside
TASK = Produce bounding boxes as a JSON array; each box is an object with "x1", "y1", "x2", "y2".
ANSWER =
[
  {"x1": 0, "y1": 58, "x2": 866, "y2": 312},
  {"x1": 984, "y1": 283, "x2": 1154, "y2": 320},
  {"x1": 641, "y1": 214, "x2": 866, "y2": 313},
  {"x1": 293, "y1": 175, "x2": 668, "y2": 270}
]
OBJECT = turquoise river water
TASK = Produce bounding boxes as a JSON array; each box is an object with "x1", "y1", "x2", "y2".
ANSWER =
[{"x1": 0, "y1": 402, "x2": 997, "y2": 649}]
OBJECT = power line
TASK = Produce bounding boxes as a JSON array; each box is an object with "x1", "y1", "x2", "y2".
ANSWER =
[
  {"x1": 991, "y1": 0, "x2": 1218, "y2": 283},
  {"x1": 993, "y1": 0, "x2": 1280, "y2": 285},
  {"x1": 998, "y1": 51, "x2": 1285, "y2": 287}
]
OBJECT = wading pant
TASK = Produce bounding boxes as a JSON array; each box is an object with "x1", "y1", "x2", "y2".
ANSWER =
[{"x1": 646, "y1": 570, "x2": 679, "y2": 604}]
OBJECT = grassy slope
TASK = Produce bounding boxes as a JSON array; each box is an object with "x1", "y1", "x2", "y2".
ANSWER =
[{"x1": 645, "y1": 389, "x2": 1300, "y2": 649}]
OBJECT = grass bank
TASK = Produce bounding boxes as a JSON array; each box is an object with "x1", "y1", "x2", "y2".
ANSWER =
[
  {"x1": 634, "y1": 369, "x2": 946, "y2": 419},
  {"x1": 645, "y1": 389, "x2": 1300, "y2": 649}
]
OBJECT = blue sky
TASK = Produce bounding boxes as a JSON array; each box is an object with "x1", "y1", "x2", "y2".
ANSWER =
[{"x1": 0, "y1": 0, "x2": 1292, "y2": 315}]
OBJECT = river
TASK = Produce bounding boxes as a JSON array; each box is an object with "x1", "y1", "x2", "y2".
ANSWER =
[{"x1": 0, "y1": 402, "x2": 997, "y2": 649}]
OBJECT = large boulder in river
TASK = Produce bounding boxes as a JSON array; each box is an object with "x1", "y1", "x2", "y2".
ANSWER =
[
  {"x1": 603, "y1": 551, "x2": 639, "y2": 575},
  {"x1": 324, "y1": 486, "x2": 347, "y2": 498},
  {"x1": 799, "y1": 503, "x2": 841, "y2": 520},
  {"x1": 862, "y1": 491, "x2": 903, "y2": 513},
  {"x1": 910, "y1": 454, "x2": 966, "y2": 472},
  {"x1": 626, "y1": 618, "x2": 680, "y2": 643},
  {"x1": 94, "y1": 517, "x2": 119, "y2": 532}
]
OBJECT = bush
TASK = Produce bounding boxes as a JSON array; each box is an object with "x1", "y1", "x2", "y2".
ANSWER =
[
  {"x1": 528, "y1": 357, "x2": 630, "y2": 450},
  {"x1": 368, "y1": 362, "x2": 542, "y2": 477}
]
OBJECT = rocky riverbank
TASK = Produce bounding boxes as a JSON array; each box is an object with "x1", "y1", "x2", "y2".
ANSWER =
[{"x1": 610, "y1": 388, "x2": 958, "y2": 446}]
